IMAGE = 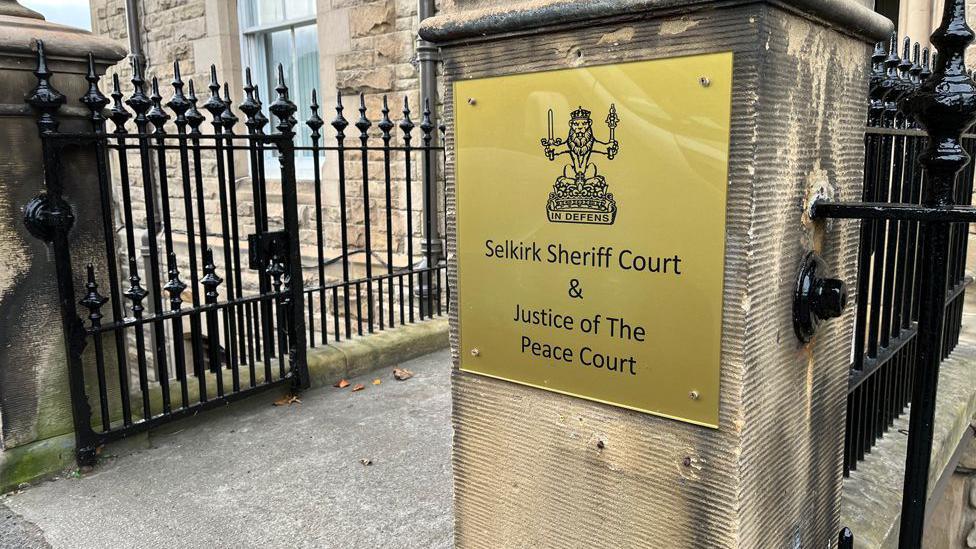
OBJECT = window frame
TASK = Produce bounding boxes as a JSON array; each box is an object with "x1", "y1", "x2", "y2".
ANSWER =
[{"x1": 238, "y1": 1, "x2": 320, "y2": 179}]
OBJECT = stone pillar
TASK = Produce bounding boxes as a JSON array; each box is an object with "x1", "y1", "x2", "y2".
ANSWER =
[
  {"x1": 421, "y1": 1, "x2": 890, "y2": 547},
  {"x1": 0, "y1": 1, "x2": 125, "y2": 489}
]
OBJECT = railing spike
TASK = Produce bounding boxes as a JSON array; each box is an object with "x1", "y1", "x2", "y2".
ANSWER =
[
  {"x1": 307, "y1": 88, "x2": 324, "y2": 139},
  {"x1": 27, "y1": 40, "x2": 66, "y2": 133},
  {"x1": 378, "y1": 95, "x2": 394, "y2": 141},
  {"x1": 109, "y1": 73, "x2": 131, "y2": 134},
  {"x1": 269, "y1": 63, "x2": 297, "y2": 135},
  {"x1": 355, "y1": 91, "x2": 372, "y2": 140},
  {"x1": 167, "y1": 61, "x2": 190, "y2": 125},
  {"x1": 221, "y1": 82, "x2": 239, "y2": 131},
  {"x1": 332, "y1": 90, "x2": 348, "y2": 140},
  {"x1": 163, "y1": 252, "x2": 187, "y2": 308},
  {"x1": 80, "y1": 52, "x2": 108, "y2": 126},
  {"x1": 203, "y1": 64, "x2": 226, "y2": 123},
  {"x1": 186, "y1": 79, "x2": 205, "y2": 133},
  {"x1": 399, "y1": 95, "x2": 414, "y2": 139},
  {"x1": 79, "y1": 263, "x2": 108, "y2": 321},
  {"x1": 253, "y1": 84, "x2": 269, "y2": 134},
  {"x1": 420, "y1": 97, "x2": 434, "y2": 141},
  {"x1": 240, "y1": 67, "x2": 261, "y2": 132},
  {"x1": 147, "y1": 76, "x2": 170, "y2": 133}
]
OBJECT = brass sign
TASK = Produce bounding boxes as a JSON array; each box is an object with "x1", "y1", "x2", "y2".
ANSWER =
[{"x1": 455, "y1": 53, "x2": 732, "y2": 427}]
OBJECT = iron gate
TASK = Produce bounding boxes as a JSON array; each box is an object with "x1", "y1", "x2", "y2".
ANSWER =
[
  {"x1": 26, "y1": 44, "x2": 309, "y2": 466},
  {"x1": 805, "y1": 1, "x2": 976, "y2": 547}
]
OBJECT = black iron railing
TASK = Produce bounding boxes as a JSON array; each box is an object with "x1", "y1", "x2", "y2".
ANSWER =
[
  {"x1": 840, "y1": 35, "x2": 974, "y2": 477},
  {"x1": 26, "y1": 44, "x2": 447, "y2": 466},
  {"x1": 821, "y1": 1, "x2": 976, "y2": 545}
]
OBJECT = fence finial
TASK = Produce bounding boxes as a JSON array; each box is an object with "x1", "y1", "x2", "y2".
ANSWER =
[
  {"x1": 899, "y1": 36, "x2": 913, "y2": 78},
  {"x1": 123, "y1": 257, "x2": 147, "y2": 316},
  {"x1": 109, "y1": 73, "x2": 131, "y2": 134},
  {"x1": 307, "y1": 89, "x2": 323, "y2": 140},
  {"x1": 240, "y1": 67, "x2": 260, "y2": 132},
  {"x1": 910, "y1": 42, "x2": 923, "y2": 86},
  {"x1": 221, "y1": 83, "x2": 239, "y2": 132},
  {"x1": 399, "y1": 96, "x2": 414, "y2": 140},
  {"x1": 80, "y1": 52, "x2": 109, "y2": 127},
  {"x1": 270, "y1": 63, "x2": 297, "y2": 135},
  {"x1": 868, "y1": 41, "x2": 887, "y2": 124},
  {"x1": 163, "y1": 252, "x2": 186, "y2": 308},
  {"x1": 203, "y1": 65, "x2": 226, "y2": 126},
  {"x1": 921, "y1": 47, "x2": 932, "y2": 81},
  {"x1": 253, "y1": 84, "x2": 269, "y2": 134},
  {"x1": 27, "y1": 40, "x2": 65, "y2": 133},
  {"x1": 126, "y1": 56, "x2": 151, "y2": 128},
  {"x1": 79, "y1": 263, "x2": 108, "y2": 322},
  {"x1": 421, "y1": 97, "x2": 434, "y2": 143},
  {"x1": 147, "y1": 76, "x2": 170, "y2": 134},
  {"x1": 379, "y1": 95, "x2": 393, "y2": 141},
  {"x1": 332, "y1": 91, "x2": 348, "y2": 141},
  {"x1": 185, "y1": 79, "x2": 205, "y2": 134},
  {"x1": 201, "y1": 248, "x2": 223, "y2": 300},
  {"x1": 167, "y1": 61, "x2": 190, "y2": 126},
  {"x1": 356, "y1": 92, "x2": 372, "y2": 141}
]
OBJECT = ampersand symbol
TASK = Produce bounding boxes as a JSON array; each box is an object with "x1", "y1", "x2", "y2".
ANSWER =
[{"x1": 568, "y1": 279, "x2": 583, "y2": 300}]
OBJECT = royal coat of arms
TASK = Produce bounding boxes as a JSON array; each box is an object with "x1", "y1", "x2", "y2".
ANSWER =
[{"x1": 540, "y1": 104, "x2": 620, "y2": 225}]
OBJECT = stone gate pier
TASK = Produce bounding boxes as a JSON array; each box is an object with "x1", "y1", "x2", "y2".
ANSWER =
[{"x1": 420, "y1": 1, "x2": 891, "y2": 547}]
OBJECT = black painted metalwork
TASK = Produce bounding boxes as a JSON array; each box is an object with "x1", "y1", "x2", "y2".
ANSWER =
[
  {"x1": 792, "y1": 252, "x2": 848, "y2": 343},
  {"x1": 815, "y1": 2, "x2": 976, "y2": 544},
  {"x1": 26, "y1": 48, "x2": 447, "y2": 465}
]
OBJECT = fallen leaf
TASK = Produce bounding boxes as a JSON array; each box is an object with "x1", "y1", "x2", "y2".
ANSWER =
[
  {"x1": 273, "y1": 394, "x2": 302, "y2": 406},
  {"x1": 334, "y1": 379, "x2": 350, "y2": 389},
  {"x1": 372, "y1": 378, "x2": 382, "y2": 385},
  {"x1": 393, "y1": 368, "x2": 414, "y2": 381},
  {"x1": 351, "y1": 383, "x2": 365, "y2": 392},
  {"x1": 360, "y1": 458, "x2": 373, "y2": 466}
]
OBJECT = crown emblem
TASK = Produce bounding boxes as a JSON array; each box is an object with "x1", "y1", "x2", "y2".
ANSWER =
[
  {"x1": 540, "y1": 104, "x2": 620, "y2": 225},
  {"x1": 570, "y1": 107, "x2": 591, "y2": 120}
]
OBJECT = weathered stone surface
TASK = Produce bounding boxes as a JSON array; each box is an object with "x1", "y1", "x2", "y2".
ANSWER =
[
  {"x1": 350, "y1": 0, "x2": 395, "y2": 38},
  {"x1": 430, "y1": 1, "x2": 884, "y2": 547}
]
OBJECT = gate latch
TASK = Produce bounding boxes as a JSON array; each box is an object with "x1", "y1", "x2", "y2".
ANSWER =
[
  {"x1": 793, "y1": 252, "x2": 848, "y2": 343},
  {"x1": 248, "y1": 230, "x2": 290, "y2": 270}
]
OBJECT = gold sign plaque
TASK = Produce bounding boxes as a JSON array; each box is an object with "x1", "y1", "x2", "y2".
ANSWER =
[{"x1": 455, "y1": 53, "x2": 732, "y2": 427}]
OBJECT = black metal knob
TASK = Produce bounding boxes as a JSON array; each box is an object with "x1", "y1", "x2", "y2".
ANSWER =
[{"x1": 793, "y1": 252, "x2": 848, "y2": 343}]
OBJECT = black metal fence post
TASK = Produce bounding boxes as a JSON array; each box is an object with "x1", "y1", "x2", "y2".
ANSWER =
[
  {"x1": 269, "y1": 64, "x2": 309, "y2": 391},
  {"x1": 24, "y1": 41, "x2": 98, "y2": 466},
  {"x1": 899, "y1": 1, "x2": 976, "y2": 546}
]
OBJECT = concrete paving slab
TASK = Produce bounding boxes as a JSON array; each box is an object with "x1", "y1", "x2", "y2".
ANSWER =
[{"x1": 1, "y1": 350, "x2": 454, "y2": 549}]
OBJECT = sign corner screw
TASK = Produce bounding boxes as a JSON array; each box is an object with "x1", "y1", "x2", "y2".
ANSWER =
[
  {"x1": 689, "y1": 390, "x2": 700, "y2": 400},
  {"x1": 699, "y1": 76, "x2": 710, "y2": 88},
  {"x1": 470, "y1": 348, "x2": 480, "y2": 357}
]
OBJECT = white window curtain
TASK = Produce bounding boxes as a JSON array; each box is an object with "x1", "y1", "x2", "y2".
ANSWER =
[{"x1": 239, "y1": 0, "x2": 321, "y2": 178}]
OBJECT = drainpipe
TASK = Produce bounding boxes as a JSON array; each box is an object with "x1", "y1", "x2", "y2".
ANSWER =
[
  {"x1": 417, "y1": 0, "x2": 442, "y2": 312},
  {"x1": 124, "y1": 0, "x2": 145, "y2": 66}
]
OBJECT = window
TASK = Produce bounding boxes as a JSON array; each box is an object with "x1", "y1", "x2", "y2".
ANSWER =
[{"x1": 239, "y1": 0, "x2": 320, "y2": 177}]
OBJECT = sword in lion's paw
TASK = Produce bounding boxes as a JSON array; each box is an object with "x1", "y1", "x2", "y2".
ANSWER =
[{"x1": 606, "y1": 104, "x2": 619, "y2": 160}]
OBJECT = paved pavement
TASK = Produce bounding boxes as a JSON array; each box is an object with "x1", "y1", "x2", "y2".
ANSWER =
[{"x1": 1, "y1": 350, "x2": 454, "y2": 549}]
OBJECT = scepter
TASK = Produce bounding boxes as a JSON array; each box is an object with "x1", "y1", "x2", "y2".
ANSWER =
[{"x1": 606, "y1": 104, "x2": 619, "y2": 159}]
